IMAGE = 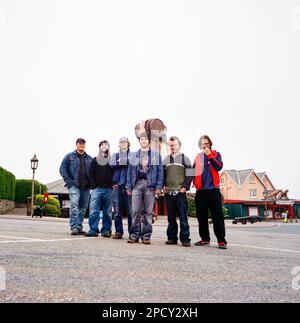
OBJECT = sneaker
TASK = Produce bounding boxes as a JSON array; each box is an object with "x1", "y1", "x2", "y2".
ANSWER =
[
  {"x1": 194, "y1": 240, "x2": 210, "y2": 246},
  {"x1": 165, "y1": 240, "x2": 178, "y2": 245},
  {"x1": 218, "y1": 242, "x2": 227, "y2": 249},
  {"x1": 85, "y1": 231, "x2": 99, "y2": 237},
  {"x1": 142, "y1": 240, "x2": 151, "y2": 245},
  {"x1": 127, "y1": 239, "x2": 139, "y2": 243},
  {"x1": 102, "y1": 232, "x2": 111, "y2": 238},
  {"x1": 70, "y1": 229, "x2": 79, "y2": 236},
  {"x1": 182, "y1": 242, "x2": 191, "y2": 247},
  {"x1": 112, "y1": 233, "x2": 123, "y2": 239}
]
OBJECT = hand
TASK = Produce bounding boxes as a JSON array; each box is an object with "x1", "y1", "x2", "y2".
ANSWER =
[
  {"x1": 203, "y1": 147, "x2": 211, "y2": 156},
  {"x1": 180, "y1": 187, "x2": 186, "y2": 193},
  {"x1": 113, "y1": 184, "x2": 119, "y2": 190},
  {"x1": 127, "y1": 190, "x2": 132, "y2": 196},
  {"x1": 155, "y1": 189, "x2": 161, "y2": 196}
]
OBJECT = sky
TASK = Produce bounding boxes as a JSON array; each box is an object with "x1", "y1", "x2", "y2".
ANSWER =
[{"x1": 0, "y1": 0, "x2": 300, "y2": 197}]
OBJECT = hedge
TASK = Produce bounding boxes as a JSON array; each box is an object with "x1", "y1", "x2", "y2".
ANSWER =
[
  {"x1": 0, "y1": 166, "x2": 16, "y2": 201},
  {"x1": 15, "y1": 179, "x2": 48, "y2": 203}
]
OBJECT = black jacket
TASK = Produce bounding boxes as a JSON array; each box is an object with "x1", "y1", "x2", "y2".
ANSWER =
[{"x1": 89, "y1": 157, "x2": 113, "y2": 189}]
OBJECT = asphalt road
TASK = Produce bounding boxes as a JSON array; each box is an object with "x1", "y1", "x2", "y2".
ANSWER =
[{"x1": 0, "y1": 214, "x2": 299, "y2": 303}]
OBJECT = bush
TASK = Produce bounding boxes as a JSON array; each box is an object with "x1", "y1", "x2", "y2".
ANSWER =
[
  {"x1": 41, "y1": 204, "x2": 61, "y2": 217},
  {"x1": 35, "y1": 194, "x2": 60, "y2": 208},
  {"x1": 187, "y1": 194, "x2": 228, "y2": 218},
  {"x1": 35, "y1": 194, "x2": 61, "y2": 217},
  {"x1": 0, "y1": 167, "x2": 16, "y2": 201},
  {"x1": 15, "y1": 179, "x2": 47, "y2": 203}
]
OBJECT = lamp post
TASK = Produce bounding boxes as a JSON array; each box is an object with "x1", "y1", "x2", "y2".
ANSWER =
[
  {"x1": 263, "y1": 190, "x2": 268, "y2": 220},
  {"x1": 30, "y1": 154, "x2": 39, "y2": 217}
]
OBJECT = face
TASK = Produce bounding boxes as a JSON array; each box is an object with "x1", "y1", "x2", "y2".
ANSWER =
[
  {"x1": 169, "y1": 140, "x2": 180, "y2": 155},
  {"x1": 119, "y1": 141, "x2": 129, "y2": 151},
  {"x1": 139, "y1": 137, "x2": 149, "y2": 149},
  {"x1": 201, "y1": 139, "x2": 211, "y2": 151},
  {"x1": 76, "y1": 142, "x2": 85, "y2": 153},
  {"x1": 100, "y1": 143, "x2": 109, "y2": 153}
]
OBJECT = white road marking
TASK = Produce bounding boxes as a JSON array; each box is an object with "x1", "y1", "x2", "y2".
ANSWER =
[
  {"x1": 0, "y1": 235, "x2": 41, "y2": 241},
  {"x1": 225, "y1": 243, "x2": 300, "y2": 254},
  {"x1": 0, "y1": 236, "x2": 99, "y2": 244}
]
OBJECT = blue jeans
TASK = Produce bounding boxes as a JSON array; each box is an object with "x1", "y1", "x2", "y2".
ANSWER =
[
  {"x1": 68, "y1": 186, "x2": 90, "y2": 231},
  {"x1": 165, "y1": 192, "x2": 190, "y2": 243},
  {"x1": 130, "y1": 179, "x2": 155, "y2": 241},
  {"x1": 88, "y1": 188, "x2": 113, "y2": 235},
  {"x1": 113, "y1": 185, "x2": 132, "y2": 235}
]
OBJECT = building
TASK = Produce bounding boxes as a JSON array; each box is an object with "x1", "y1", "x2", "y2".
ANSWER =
[
  {"x1": 220, "y1": 169, "x2": 300, "y2": 220},
  {"x1": 46, "y1": 179, "x2": 70, "y2": 216}
]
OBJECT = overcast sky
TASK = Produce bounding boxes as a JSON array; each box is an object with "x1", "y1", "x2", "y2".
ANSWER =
[{"x1": 1, "y1": 0, "x2": 300, "y2": 197}]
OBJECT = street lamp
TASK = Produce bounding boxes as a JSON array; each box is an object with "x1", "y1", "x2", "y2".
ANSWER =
[
  {"x1": 263, "y1": 190, "x2": 268, "y2": 220},
  {"x1": 30, "y1": 154, "x2": 39, "y2": 216}
]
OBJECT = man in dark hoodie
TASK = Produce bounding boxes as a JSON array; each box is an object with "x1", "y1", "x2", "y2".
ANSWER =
[
  {"x1": 85, "y1": 140, "x2": 113, "y2": 238},
  {"x1": 163, "y1": 136, "x2": 193, "y2": 247},
  {"x1": 111, "y1": 137, "x2": 132, "y2": 239}
]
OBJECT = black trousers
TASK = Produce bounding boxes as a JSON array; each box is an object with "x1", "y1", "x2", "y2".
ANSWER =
[
  {"x1": 165, "y1": 193, "x2": 190, "y2": 243},
  {"x1": 195, "y1": 189, "x2": 226, "y2": 243}
]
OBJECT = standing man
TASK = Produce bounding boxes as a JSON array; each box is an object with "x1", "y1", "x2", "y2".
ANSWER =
[
  {"x1": 111, "y1": 137, "x2": 132, "y2": 239},
  {"x1": 85, "y1": 140, "x2": 113, "y2": 238},
  {"x1": 126, "y1": 133, "x2": 163, "y2": 244},
  {"x1": 193, "y1": 135, "x2": 227, "y2": 249},
  {"x1": 59, "y1": 138, "x2": 92, "y2": 235},
  {"x1": 163, "y1": 136, "x2": 193, "y2": 247}
]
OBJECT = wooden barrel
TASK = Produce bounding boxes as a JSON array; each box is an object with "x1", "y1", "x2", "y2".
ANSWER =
[{"x1": 134, "y1": 118, "x2": 167, "y2": 141}]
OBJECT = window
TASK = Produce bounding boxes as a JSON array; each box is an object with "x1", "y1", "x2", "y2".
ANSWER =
[
  {"x1": 249, "y1": 174, "x2": 255, "y2": 182},
  {"x1": 220, "y1": 178, "x2": 225, "y2": 185},
  {"x1": 249, "y1": 189, "x2": 257, "y2": 198},
  {"x1": 248, "y1": 207, "x2": 259, "y2": 216}
]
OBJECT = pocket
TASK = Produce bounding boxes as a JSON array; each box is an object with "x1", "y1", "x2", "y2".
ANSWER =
[
  {"x1": 68, "y1": 186, "x2": 77, "y2": 194},
  {"x1": 69, "y1": 157, "x2": 75, "y2": 168}
]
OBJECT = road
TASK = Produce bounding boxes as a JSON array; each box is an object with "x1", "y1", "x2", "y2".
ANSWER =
[{"x1": 0, "y1": 213, "x2": 299, "y2": 303}]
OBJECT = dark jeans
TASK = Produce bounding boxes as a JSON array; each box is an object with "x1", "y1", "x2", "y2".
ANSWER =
[
  {"x1": 165, "y1": 192, "x2": 190, "y2": 243},
  {"x1": 113, "y1": 185, "x2": 132, "y2": 235},
  {"x1": 195, "y1": 189, "x2": 226, "y2": 243}
]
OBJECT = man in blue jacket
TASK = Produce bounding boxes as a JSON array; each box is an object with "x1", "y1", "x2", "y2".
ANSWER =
[
  {"x1": 59, "y1": 138, "x2": 92, "y2": 235},
  {"x1": 111, "y1": 137, "x2": 132, "y2": 239},
  {"x1": 126, "y1": 133, "x2": 163, "y2": 244}
]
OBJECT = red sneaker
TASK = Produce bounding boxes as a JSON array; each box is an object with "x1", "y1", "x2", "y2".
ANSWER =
[
  {"x1": 218, "y1": 242, "x2": 227, "y2": 249},
  {"x1": 194, "y1": 240, "x2": 210, "y2": 246}
]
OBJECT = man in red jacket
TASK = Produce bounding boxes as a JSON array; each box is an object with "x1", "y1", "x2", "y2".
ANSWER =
[{"x1": 193, "y1": 135, "x2": 227, "y2": 249}]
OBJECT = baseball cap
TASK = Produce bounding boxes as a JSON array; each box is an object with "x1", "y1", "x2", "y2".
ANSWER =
[
  {"x1": 76, "y1": 138, "x2": 86, "y2": 144},
  {"x1": 119, "y1": 136, "x2": 129, "y2": 143}
]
